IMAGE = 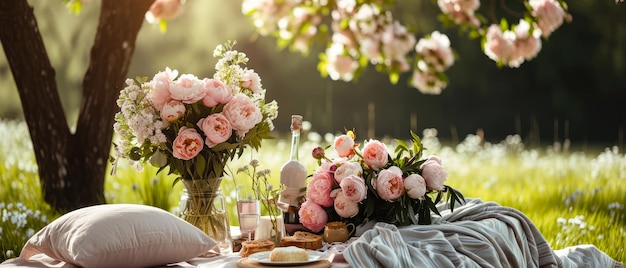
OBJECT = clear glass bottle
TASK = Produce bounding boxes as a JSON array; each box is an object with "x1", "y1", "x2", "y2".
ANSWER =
[{"x1": 279, "y1": 115, "x2": 307, "y2": 224}]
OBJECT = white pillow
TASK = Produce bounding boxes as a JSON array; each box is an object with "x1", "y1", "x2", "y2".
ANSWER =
[{"x1": 19, "y1": 204, "x2": 216, "y2": 268}]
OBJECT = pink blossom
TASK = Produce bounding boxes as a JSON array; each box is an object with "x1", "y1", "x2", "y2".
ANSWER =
[
  {"x1": 299, "y1": 200, "x2": 328, "y2": 233},
  {"x1": 415, "y1": 31, "x2": 454, "y2": 72},
  {"x1": 197, "y1": 113, "x2": 232, "y2": 148},
  {"x1": 201, "y1": 79, "x2": 232, "y2": 107},
  {"x1": 334, "y1": 191, "x2": 360, "y2": 218},
  {"x1": 170, "y1": 74, "x2": 206, "y2": 104},
  {"x1": 145, "y1": 0, "x2": 181, "y2": 23},
  {"x1": 362, "y1": 139, "x2": 389, "y2": 170},
  {"x1": 149, "y1": 67, "x2": 178, "y2": 110},
  {"x1": 529, "y1": 0, "x2": 566, "y2": 37},
  {"x1": 421, "y1": 158, "x2": 448, "y2": 191},
  {"x1": 373, "y1": 166, "x2": 404, "y2": 201},
  {"x1": 160, "y1": 100, "x2": 185, "y2": 122},
  {"x1": 339, "y1": 175, "x2": 367, "y2": 203},
  {"x1": 240, "y1": 70, "x2": 263, "y2": 93},
  {"x1": 334, "y1": 134, "x2": 355, "y2": 158},
  {"x1": 222, "y1": 94, "x2": 262, "y2": 137},
  {"x1": 325, "y1": 43, "x2": 358, "y2": 82},
  {"x1": 484, "y1": 24, "x2": 516, "y2": 65},
  {"x1": 410, "y1": 70, "x2": 446, "y2": 95},
  {"x1": 334, "y1": 162, "x2": 362, "y2": 184},
  {"x1": 404, "y1": 174, "x2": 426, "y2": 199},
  {"x1": 307, "y1": 171, "x2": 335, "y2": 207},
  {"x1": 437, "y1": 0, "x2": 481, "y2": 27},
  {"x1": 172, "y1": 127, "x2": 204, "y2": 160}
]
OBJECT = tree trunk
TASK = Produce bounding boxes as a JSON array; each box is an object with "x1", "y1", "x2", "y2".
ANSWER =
[{"x1": 0, "y1": 0, "x2": 153, "y2": 213}]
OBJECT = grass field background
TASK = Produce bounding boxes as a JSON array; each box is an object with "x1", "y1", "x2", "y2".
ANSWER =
[{"x1": 1, "y1": 119, "x2": 624, "y2": 263}]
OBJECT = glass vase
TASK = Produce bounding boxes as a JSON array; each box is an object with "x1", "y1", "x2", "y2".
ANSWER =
[{"x1": 179, "y1": 178, "x2": 232, "y2": 254}]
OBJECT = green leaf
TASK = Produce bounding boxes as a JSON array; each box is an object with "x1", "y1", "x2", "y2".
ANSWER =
[{"x1": 195, "y1": 154, "x2": 206, "y2": 178}]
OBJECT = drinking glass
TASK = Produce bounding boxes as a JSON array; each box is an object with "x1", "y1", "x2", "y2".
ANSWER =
[{"x1": 236, "y1": 184, "x2": 260, "y2": 241}]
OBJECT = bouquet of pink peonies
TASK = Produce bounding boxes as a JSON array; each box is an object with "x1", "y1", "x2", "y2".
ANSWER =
[
  {"x1": 298, "y1": 130, "x2": 464, "y2": 233},
  {"x1": 112, "y1": 40, "x2": 279, "y2": 182}
]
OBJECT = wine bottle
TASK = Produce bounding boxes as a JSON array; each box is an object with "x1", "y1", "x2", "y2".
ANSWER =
[{"x1": 279, "y1": 115, "x2": 307, "y2": 224}]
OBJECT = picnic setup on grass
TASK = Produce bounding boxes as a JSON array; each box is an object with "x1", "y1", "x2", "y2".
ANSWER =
[
  {"x1": 2, "y1": 40, "x2": 623, "y2": 267},
  {"x1": 1, "y1": 0, "x2": 625, "y2": 267}
]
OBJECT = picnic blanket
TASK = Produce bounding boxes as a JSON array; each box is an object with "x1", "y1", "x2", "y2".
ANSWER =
[{"x1": 344, "y1": 199, "x2": 623, "y2": 268}]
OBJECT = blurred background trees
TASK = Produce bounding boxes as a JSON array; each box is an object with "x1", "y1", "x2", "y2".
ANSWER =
[{"x1": 1, "y1": 0, "x2": 624, "y2": 150}]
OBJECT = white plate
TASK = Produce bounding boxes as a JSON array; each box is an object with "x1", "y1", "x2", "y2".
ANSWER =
[{"x1": 247, "y1": 250, "x2": 324, "y2": 266}]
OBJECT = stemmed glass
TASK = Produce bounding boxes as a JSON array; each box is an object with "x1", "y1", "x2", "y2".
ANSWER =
[{"x1": 236, "y1": 184, "x2": 260, "y2": 241}]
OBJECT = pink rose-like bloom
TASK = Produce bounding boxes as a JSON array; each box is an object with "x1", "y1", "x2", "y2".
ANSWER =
[
  {"x1": 240, "y1": 70, "x2": 263, "y2": 94},
  {"x1": 362, "y1": 139, "x2": 389, "y2": 170},
  {"x1": 421, "y1": 157, "x2": 448, "y2": 191},
  {"x1": 334, "y1": 162, "x2": 362, "y2": 184},
  {"x1": 411, "y1": 70, "x2": 446, "y2": 95},
  {"x1": 160, "y1": 100, "x2": 185, "y2": 122},
  {"x1": 334, "y1": 191, "x2": 360, "y2": 218},
  {"x1": 374, "y1": 166, "x2": 404, "y2": 201},
  {"x1": 334, "y1": 134, "x2": 355, "y2": 158},
  {"x1": 149, "y1": 67, "x2": 178, "y2": 110},
  {"x1": 299, "y1": 200, "x2": 328, "y2": 233},
  {"x1": 202, "y1": 79, "x2": 233, "y2": 107},
  {"x1": 404, "y1": 174, "x2": 427, "y2": 199},
  {"x1": 339, "y1": 175, "x2": 367, "y2": 203},
  {"x1": 145, "y1": 0, "x2": 181, "y2": 23},
  {"x1": 172, "y1": 127, "x2": 204, "y2": 160},
  {"x1": 529, "y1": 0, "x2": 565, "y2": 37},
  {"x1": 307, "y1": 172, "x2": 335, "y2": 207},
  {"x1": 170, "y1": 74, "x2": 205, "y2": 104},
  {"x1": 484, "y1": 24, "x2": 515, "y2": 65},
  {"x1": 197, "y1": 113, "x2": 232, "y2": 148},
  {"x1": 223, "y1": 94, "x2": 263, "y2": 137}
]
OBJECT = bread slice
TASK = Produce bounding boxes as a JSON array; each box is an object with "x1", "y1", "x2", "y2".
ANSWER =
[
  {"x1": 240, "y1": 239, "x2": 275, "y2": 258},
  {"x1": 280, "y1": 231, "x2": 323, "y2": 250}
]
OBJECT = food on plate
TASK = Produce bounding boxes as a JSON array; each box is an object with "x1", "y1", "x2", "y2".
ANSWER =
[
  {"x1": 281, "y1": 231, "x2": 323, "y2": 250},
  {"x1": 269, "y1": 246, "x2": 309, "y2": 262},
  {"x1": 240, "y1": 239, "x2": 275, "y2": 258}
]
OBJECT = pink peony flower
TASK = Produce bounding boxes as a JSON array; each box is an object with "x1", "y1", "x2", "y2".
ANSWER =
[
  {"x1": 334, "y1": 134, "x2": 355, "y2": 158},
  {"x1": 307, "y1": 171, "x2": 335, "y2": 207},
  {"x1": 421, "y1": 157, "x2": 447, "y2": 191},
  {"x1": 362, "y1": 139, "x2": 389, "y2": 169},
  {"x1": 149, "y1": 67, "x2": 178, "y2": 110},
  {"x1": 373, "y1": 166, "x2": 404, "y2": 201},
  {"x1": 197, "y1": 113, "x2": 232, "y2": 148},
  {"x1": 334, "y1": 162, "x2": 362, "y2": 184},
  {"x1": 404, "y1": 174, "x2": 427, "y2": 199},
  {"x1": 145, "y1": 0, "x2": 181, "y2": 23},
  {"x1": 172, "y1": 127, "x2": 204, "y2": 160},
  {"x1": 170, "y1": 74, "x2": 206, "y2": 104},
  {"x1": 334, "y1": 191, "x2": 360, "y2": 218},
  {"x1": 240, "y1": 70, "x2": 263, "y2": 93},
  {"x1": 222, "y1": 94, "x2": 263, "y2": 137},
  {"x1": 339, "y1": 175, "x2": 367, "y2": 203},
  {"x1": 299, "y1": 200, "x2": 328, "y2": 232},
  {"x1": 201, "y1": 78, "x2": 233, "y2": 107},
  {"x1": 160, "y1": 100, "x2": 185, "y2": 122}
]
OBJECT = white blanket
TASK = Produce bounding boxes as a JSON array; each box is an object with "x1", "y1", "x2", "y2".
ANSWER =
[{"x1": 344, "y1": 199, "x2": 623, "y2": 268}]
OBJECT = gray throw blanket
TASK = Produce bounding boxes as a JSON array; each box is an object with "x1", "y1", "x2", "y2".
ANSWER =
[{"x1": 343, "y1": 199, "x2": 623, "y2": 268}]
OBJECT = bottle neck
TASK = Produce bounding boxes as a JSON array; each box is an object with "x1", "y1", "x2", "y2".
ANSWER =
[{"x1": 289, "y1": 129, "x2": 300, "y2": 161}]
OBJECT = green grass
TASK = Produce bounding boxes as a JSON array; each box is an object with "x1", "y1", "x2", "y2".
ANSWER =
[{"x1": 1, "y1": 119, "x2": 624, "y2": 264}]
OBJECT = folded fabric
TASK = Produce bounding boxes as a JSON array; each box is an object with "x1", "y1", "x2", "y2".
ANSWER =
[{"x1": 343, "y1": 199, "x2": 622, "y2": 268}]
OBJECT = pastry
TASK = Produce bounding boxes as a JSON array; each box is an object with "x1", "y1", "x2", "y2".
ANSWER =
[
  {"x1": 269, "y1": 246, "x2": 309, "y2": 262},
  {"x1": 280, "y1": 231, "x2": 323, "y2": 250},
  {"x1": 240, "y1": 239, "x2": 275, "y2": 258}
]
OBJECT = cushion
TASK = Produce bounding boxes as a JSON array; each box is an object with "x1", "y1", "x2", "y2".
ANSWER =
[{"x1": 19, "y1": 204, "x2": 216, "y2": 268}]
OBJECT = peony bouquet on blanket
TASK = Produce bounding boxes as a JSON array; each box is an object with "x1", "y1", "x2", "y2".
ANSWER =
[{"x1": 298, "y1": 130, "x2": 465, "y2": 232}]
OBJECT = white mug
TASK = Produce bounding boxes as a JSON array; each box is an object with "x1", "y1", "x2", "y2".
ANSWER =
[{"x1": 254, "y1": 215, "x2": 285, "y2": 240}]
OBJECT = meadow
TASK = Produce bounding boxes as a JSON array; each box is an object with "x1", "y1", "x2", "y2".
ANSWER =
[{"x1": 1, "y1": 119, "x2": 624, "y2": 263}]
